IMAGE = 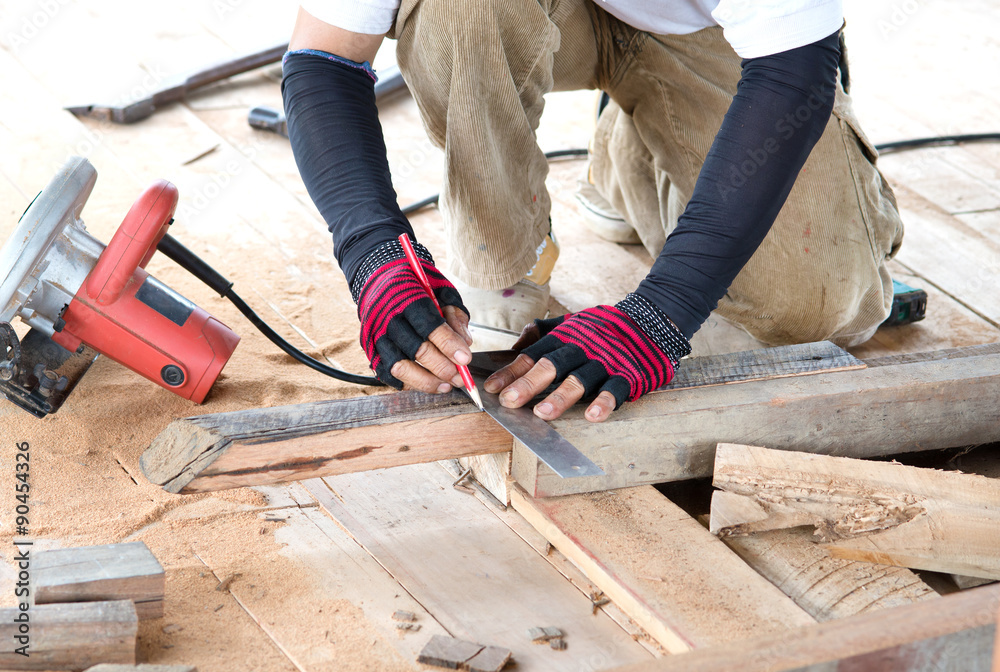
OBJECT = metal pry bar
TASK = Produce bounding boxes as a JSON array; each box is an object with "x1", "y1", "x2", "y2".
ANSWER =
[{"x1": 66, "y1": 42, "x2": 288, "y2": 124}]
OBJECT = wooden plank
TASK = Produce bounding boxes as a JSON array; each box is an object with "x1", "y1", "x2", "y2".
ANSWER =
[
  {"x1": 140, "y1": 342, "x2": 862, "y2": 495},
  {"x1": 140, "y1": 391, "x2": 511, "y2": 493},
  {"x1": 34, "y1": 542, "x2": 165, "y2": 620},
  {"x1": 891, "y1": 185, "x2": 1000, "y2": 326},
  {"x1": 719, "y1": 527, "x2": 938, "y2": 622},
  {"x1": 191, "y1": 505, "x2": 449, "y2": 669},
  {"x1": 710, "y1": 444, "x2": 1000, "y2": 580},
  {"x1": 513, "y1": 348, "x2": 1000, "y2": 497},
  {"x1": 434, "y1": 462, "x2": 667, "y2": 657},
  {"x1": 303, "y1": 464, "x2": 654, "y2": 671},
  {"x1": 605, "y1": 583, "x2": 999, "y2": 672},
  {"x1": 0, "y1": 600, "x2": 137, "y2": 670},
  {"x1": 508, "y1": 484, "x2": 814, "y2": 654}
]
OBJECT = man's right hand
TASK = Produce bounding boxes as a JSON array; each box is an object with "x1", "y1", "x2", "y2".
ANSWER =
[{"x1": 354, "y1": 239, "x2": 473, "y2": 392}]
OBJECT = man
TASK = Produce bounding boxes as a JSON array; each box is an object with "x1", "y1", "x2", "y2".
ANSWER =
[{"x1": 281, "y1": 0, "x2": 903, "y2": 423}]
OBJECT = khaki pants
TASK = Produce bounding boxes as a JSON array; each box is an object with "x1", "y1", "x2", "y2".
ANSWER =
[{"x1": 390, "y1": 0, "x2": 904, "y2": 347}]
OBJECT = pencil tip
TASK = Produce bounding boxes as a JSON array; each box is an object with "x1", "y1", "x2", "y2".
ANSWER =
[{"x1": 467, "y1": 385, "x2": 484, "y2": 410}]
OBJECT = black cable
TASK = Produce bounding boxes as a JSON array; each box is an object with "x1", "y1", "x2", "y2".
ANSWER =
[
  {"x1": 222, "y1": 289, "x2": 382, "y2": 386},
  {"x1": 157, "y1": 233, "x2": 383, "y2": 386},
  {"x1": 874, "y1": 132, "x2": 1000, "y2": 154},
  {"x1": 401, "y1": 148, "x2": 591, "y2": 215}
]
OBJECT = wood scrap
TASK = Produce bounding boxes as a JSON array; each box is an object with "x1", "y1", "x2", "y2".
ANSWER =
[
  {"x1": 509, "y1": 484, "x2": 814, "y2": 654},
  {"x1": 33, "y1": 542, "x2": 164, "y2": 620},
  {"x1": 141, "y1": 391, "x2": 510, "y2": 494},
  {"x1": 605, "y1": 583, "x2": 999, "y2": 672},
  {"x1": 0, "y1": 600, "x2": 138, "y2": 670},
  {"x1": 710, "y1": 443, "x2": 1000, "y2": 580},
  {"x1": 417, "y1": 634, "x2": 510, "y2": 671},
  {"x1": 527, "y1": 626, "x2": 563, "y2": 643},
  {"x1": 514, "y1": 345, "x2": 1000, "y2": 497},
  {"x1": 467, "y1": 645, "x2": 513, "y2": 672},
  {"x1": 719, "y1": 526, "x2": 938, "y2": 621}
]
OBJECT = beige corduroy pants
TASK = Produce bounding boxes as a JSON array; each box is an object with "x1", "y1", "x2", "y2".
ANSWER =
[{"x1": 390, "y1": 0, "x2": 904, "y2": 346}]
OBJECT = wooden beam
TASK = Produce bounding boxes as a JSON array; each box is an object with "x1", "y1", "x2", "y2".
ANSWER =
[
  {"x1": 34, "y1": 542, "x2": 165, "y2": 620},
  {"x1": 139, "y1": 342, "x2": 862, "y2": 495},
  {"x1": 606, "y1": 583, "x2": 999, "y2": 672},
  {"x1": 142, "y1": 344, "x2": 1000, "y2": 497},
  {"x1": 140, "y1": 391, "x2": 511, "y2": 494},
  {"x1": 0, "y1": 600, "x2": 137, "y2": 670},
  {"x1": 718, "y1": 527, "x2": 938, "y2": 621},
  {"x1": 710, "y1": 444, "x2": 1000, "y2": 580},
  {"x1": 508, "y1": 484, "x2": 814, "y2": 654},
  {"x1": 514, "y1": 345, "x2": 1000, "y2": 497}
]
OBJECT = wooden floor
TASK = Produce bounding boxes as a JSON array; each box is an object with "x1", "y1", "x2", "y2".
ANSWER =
[{"x1": 0, "y1": 0, "x2": 998, "y2": 670}]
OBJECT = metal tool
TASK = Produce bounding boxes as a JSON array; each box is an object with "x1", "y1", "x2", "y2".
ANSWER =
[
  {"x1": 470, "y1": 350, "x2": 604, "y2": 478},
  {"x1": 247, "y1": 63, "x2": 408, "y2": 138},
  {"x1": 0, "y1": 157, "x2": 240, "y2": 417},
  {"x1": 66, "y1": 42, "x2": 288, "y2": 124}
]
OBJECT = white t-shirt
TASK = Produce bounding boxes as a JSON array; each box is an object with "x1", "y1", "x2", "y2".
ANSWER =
[{"x1": 300, "y1": 0, "x2": 843, "y2": 58}]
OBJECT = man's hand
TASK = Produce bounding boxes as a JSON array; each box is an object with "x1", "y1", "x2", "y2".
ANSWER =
[
  {"x1": 484, "y1": 294, "x2": 690, "y2": 422},
  {"x1": 354, "y1": 239, "x2": 473, "y2": 392}
]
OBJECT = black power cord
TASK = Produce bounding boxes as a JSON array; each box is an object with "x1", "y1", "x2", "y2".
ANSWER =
[{"x1": 156, "y1": 234, "x2": 382, "y2": 386}]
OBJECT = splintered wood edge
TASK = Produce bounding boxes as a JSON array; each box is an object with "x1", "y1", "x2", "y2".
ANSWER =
[{"x1": 139, "y1": 420, "x2": 228, "y2": 494}]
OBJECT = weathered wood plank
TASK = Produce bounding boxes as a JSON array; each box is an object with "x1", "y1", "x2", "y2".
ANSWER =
[
  {"x1": 514, "y1": 348, "x2": 1000, "y2": 497},
  {"x1": 710, "y1": 444, "x2": 1000, "y2": 580},
  {"x1": 34, "y1": 542, "x2": 165, "y2": 620},
  {"x1": 509, "y1": 485, "x2": 814, "y2": 653},
  {"x1": 719, "y1": 527, "x2": 938, "y2": 622},
  {"x1": 605, "y1": 584, "x2": 999, "y2": 672},
  {"x1": 0, "y1": 600, "x2": 137, "y2": 670},
  {"x1": 304, "y1": 464, "x2": 654, "y2": 670},
  {"x1": 140, "y1": 391, "x2": 510, "y2": 493}
]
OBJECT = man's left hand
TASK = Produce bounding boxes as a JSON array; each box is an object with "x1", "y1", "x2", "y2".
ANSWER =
[{"x1": 483, "y1": 296, "x2": 690, "y2": 422}]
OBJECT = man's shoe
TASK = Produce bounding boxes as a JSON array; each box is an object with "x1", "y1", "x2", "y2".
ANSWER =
[
  {"x1": 454, "y1": 234, "x2": 558, "y2": 333},
  {"x1": 574, "y1": 177, "x2": 641, "y2": 245}
]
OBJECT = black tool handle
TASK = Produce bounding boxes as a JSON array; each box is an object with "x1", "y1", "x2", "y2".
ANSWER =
[{"x1": 156, "y1": 234, "x2": 233, "y2": 297}]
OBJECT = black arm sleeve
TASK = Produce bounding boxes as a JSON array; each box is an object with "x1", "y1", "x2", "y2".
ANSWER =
[
  {"x1": 634, "y1": 30, "x2": 842, "y2": 338},
  {"x1": 281, "y1": 51, "x2": 412, "y2": 287}
]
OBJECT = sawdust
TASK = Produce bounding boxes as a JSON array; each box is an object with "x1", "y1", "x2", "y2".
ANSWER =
[{"x1": 0, "y1": 177, "x2": 400, "y2": 670}]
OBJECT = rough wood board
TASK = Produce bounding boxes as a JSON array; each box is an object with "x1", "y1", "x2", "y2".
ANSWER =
[
  {"x1": 142, "y1": 342, "x2": 861, "y2": 496},
  {"x1": 0, "y1": 600, "x2": 137, "y2": 670},
  {"x1": 710, "y1": 444, "x2": 1000, "y2": 580},
  {"x1": 140, "y1": 391, "x2": 510, "y2": 493},
  {"x1": 509, "y1": 485, "x2": 814, "y2": 653},
  {"x1": 719, "y1": 527, "x2": 938, "y2": 622},
  {"x1": 448, "y1": 341, "x2": 861, "y2": 506},
  {"x1": 435, "y1": 462, "x2": 666, "y2": 658},
  {"x1": 34, "y1": 542, "x2": 165, "y2": 620},
  {"x1": 416, "y1": 635, "x2": 486, "y2": 670},
  {"x1": 608, "y1": 583, "x2": 999, "y2": 672},
  {"x1": 513, "y1": 349, "x2": 1000, "y2": 497},
  {"x1": 192, "y1": 506, "x2": 448, "y2": 669},
  {"x1": 304, "y1": 464, "x2": 654, "y2": 671}
]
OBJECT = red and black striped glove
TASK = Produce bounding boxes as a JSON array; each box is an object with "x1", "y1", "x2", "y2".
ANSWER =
[
  {"x1": 519, "y1": 293, "x2": 691, "y2": 408},
  {"x1": 351, "y1": 239, "x2": 468, "y2": 388}
]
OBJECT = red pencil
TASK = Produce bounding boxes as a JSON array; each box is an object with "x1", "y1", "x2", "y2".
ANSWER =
[{"x1": 398, "y1": 233, "x2": 484, "y2": 410}]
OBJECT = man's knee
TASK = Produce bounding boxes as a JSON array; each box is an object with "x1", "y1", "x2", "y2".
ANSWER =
[{"x1": 719, "y1": 275, "x2": 891, "y2": 348}]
